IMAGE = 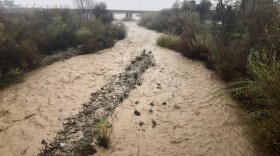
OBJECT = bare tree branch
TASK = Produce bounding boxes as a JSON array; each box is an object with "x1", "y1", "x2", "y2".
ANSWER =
[{"x1": 73, "y1": 0, "x2": 95, "y2": 20}]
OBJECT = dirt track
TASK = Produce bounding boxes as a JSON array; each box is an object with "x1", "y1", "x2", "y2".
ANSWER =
[{"x1": 0, "y1": 22, "x2": 254, "y2": 156}]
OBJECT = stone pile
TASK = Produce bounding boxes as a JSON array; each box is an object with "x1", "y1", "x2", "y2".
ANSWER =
[
  {"x1": 38, "y1": 51, "x2": 155, "y2": 156},
  {"x1": 41, "y1": 48, "x2": 81, "y2": 66}
]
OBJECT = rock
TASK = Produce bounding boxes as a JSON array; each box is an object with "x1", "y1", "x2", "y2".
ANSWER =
[
  {"x1": 157, "y1": 84, "x2": 162, "y2": 89},
  {"x1": 134, "y1": 109, "x2": 141, "y2": 116},
  {"x1": 152, "y1": 119, "x2": 157, "y2": 128},
  {"x1": 131, "y1": 60, "x2": 136, "y2": 64},
  {"x1": 142, "y1": 49, "x2": 146, "y2": 54},
  {"x1": 57, "y1": 130, "x2": 65, "y2": 134},
  {"x1": 60, "y1": 143, "x2": 66, "y2": 148},
  {"x1": 63, "y1": 121, "x2": 68, "y2": 125},
  {"x1": 91, "y1": 92, "x2": 97, "y2": 96},
  {"x1": 137, "y1": 82, "x2": 142, "y2": 86},
  {"x1": 173, "y1": 104, "x2": 181, "y2": 110},
  {"x1": 61, "y1": 135, "x2": 67, "y2": 140},
  {"x1": 149, "y1": 102, "x2": 155, "y2": 106},
  {"x1": 170, "y1": 139, "x2": 183, "y2": 144},
  {"x1": 139, "y1": 121, "x2": 145, "y2": 126},
  {"x1": 135, "y1": 101, "x2": 139, "y2": 104},
  {"x1": 41, "y1": 139, "x2": 47, "y2": 145},
  {"x1": 68, "y1": 119, "x2": 75, "y2": 125},
  {"x1": 149, "y1": 108, "x2": 153, "y2": 114},
  {"x1": 162, "y1": 101, "x2": 167, "y2": 105}
]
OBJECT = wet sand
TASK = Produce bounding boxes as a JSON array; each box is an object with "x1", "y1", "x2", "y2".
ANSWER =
[{"x1": 0, "y1": 22, "x2": 254, "y2": 156}]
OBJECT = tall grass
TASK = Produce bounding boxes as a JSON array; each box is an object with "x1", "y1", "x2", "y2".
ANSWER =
[
  {"x1": 230, "y1": 49, "x2": 280, "y2": 153},
  {"x1": 230, "y1": 49, "x2": 280, "y2": 109},
  {"x1": 156, "y1": 35, "x2": 184, "y2": 52},
  {"x1": 93, "y1": 119, "x2": 113, "y2": 149}
]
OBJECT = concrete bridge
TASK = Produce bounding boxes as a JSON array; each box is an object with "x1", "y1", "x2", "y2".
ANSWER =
[
  {"x1": 2, "y1": 7, "x2": 153, "y2": 21},
  {"x1": 109, "y1": 10, "x2": 153, "y2": 20}
]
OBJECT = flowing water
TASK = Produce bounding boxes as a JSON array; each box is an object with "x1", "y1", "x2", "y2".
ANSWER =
[{"x1": 0, "y1": 22, "x2": 254, "y2": 156}]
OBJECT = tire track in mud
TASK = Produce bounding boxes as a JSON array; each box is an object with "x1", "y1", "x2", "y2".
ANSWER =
[{"x1": 39, "y1": 52, "x2": 155, "y2": 156}]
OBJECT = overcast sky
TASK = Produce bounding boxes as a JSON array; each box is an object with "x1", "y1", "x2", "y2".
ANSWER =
[{"x1": 12, "y1": 0, "x2": 182, "y2": 11}]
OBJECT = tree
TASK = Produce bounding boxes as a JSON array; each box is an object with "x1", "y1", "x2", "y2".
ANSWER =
[
  {"x1": 196, "y1": 0, "x2": 212, "y2": 23},
  {"x1": 224, "y1": 5, "x2": 236, "y2": 34},
  {"x1": 214, "y1": 0, "x2": 233, "y2": 45},
  {"x1": 181, "y1": 0, "x2": 196, "y2": 12},
  {"x1": 92, "y1": 2, "x2": 113, "y2": 24},
  {"x1": 73, "y1": 0, "x2": 94, "y2": 20}
]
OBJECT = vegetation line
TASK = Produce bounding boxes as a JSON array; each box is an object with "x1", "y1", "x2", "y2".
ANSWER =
[
  {"x1": 0, "y1": 1, "x2": 127, "y2": 89},
  {"x1": 138, "y1": 0, "x2": 280, "y2": 154}
]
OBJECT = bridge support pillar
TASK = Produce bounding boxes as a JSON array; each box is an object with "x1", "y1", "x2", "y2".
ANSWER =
[{"x1": 125, "y1": 12, "x2": 133, "y2": 21}]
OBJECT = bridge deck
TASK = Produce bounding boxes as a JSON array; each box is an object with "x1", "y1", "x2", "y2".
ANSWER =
[{"x1": 109, "y1": 10, "x2": 154, "y2": 14}]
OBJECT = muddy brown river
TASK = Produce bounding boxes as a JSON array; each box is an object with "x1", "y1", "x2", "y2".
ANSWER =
[{"x1": 0, "y1": 22, "x2": 254, "y2": 156}]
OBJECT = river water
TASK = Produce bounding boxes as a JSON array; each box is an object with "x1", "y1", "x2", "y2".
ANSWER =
[{"x1": 0, "y1": 22, "x2": 254, "y2": 156}]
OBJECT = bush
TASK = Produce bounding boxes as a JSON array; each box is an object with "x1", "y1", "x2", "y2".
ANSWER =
[
  {"x1": 111, "y1": 23, "x2": 127, "y2": 40},
  {"x1": 138, "y1": 12, "x2": 157, "y2": 27},
  {"x1": 193, "y1": 33, "x2": 212, "y2": 55},
  {"x1": 252, "y1": 111, "x2": 280, "y2": 154},
  {"x1": 79, "y1": 20, "x2": 126, "y2": 54},
  {"x1": 75, "y1": 27, "x2": 92, "y2": 43},
  {"x1": 230, "y1": 50, "x2": 280, "y2": 153},
  {"x1": 81, "y1": 37, "x2": 114, "y2": 54},
  {"x1": 181, "y1": 12, "x2": 202, "y2": 39},
  {"x1": 92, "y1": 2, "x2": 114, "y2": 24},
  {"x1": 156, "y1": 35, "x2": 185, "y2": 52},
  {"x1": 0, "y1": 5, "x2": 127, "y2": 88},
  {"x1": 156, "y1": 34, "x2": 212, "y2": 62},
  {"x1": 0, "y1": 68, "x2": 23, "y2": 88},
  {"x1": 231, "y1": 50, "x2": 280, "y2": 109},
  {"x1": 213, "y1": 42, "x2": 248, "y2": 81},
  {"x1": 138, "y1": 9, "x2": 187, "y2": 35},
  {"x1": 0, "y1": 38, "x2": 39, "y2": 74},
  {"x1": 93, "y1": 119, "x2": 113, "y2": 149}
]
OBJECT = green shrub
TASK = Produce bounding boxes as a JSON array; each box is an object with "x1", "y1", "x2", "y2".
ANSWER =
[
  {"x1": 230, "y1": 49, "x2": 280, "y2": 108},
  {"x1": 138, "y1": 12, "x2": 157, "y2": 27},
  {"x1": 75, "y1": 27, "x2": 92, "y2": 43},
  {"x1": 156, "y1": 35, "x2": 184, "y2": 52},
  {"x1": 0, "y1": 68, "x2": 23, "y2": 88},
  {"x1": 156, "y1": 34, "x2": 212, "y2": 62},
  {"x1": 0, "y1": 4, "x2": 127, "y2": 88},
  {"x1": 93, "y1": 119, "x2": 113, "y2": 149},
  {"x1": 86, "y1": 18, "x2": 104, "y2": 37},
  {"x1": 252, "y1": 111, "x2": 280, "y2": 154},
  {"x1": 92, "y1": 2, "x2": 114, "y2": 24},
  {"x1": 181, "y1": 12, "x2": 202, "y2": 39},
  {"x1": 138, "y1": 10, "x2": 187, "y2": 35},
  {"x1": 111, "y1": 22, "x2": 127, "y2": 40},
  {"x1": 0, "y1": 38, "x2": 38, "y2": 74},
  {"x1": 81, "y1": 37, "x2": 114, "y2": 54},
  {"x1": 230, "y1": 49, "x2": 280, "y2": 153},
  {"x1": 193, "y1": 33, "x2": 213, "y2": 54}
]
